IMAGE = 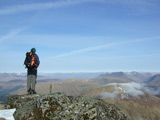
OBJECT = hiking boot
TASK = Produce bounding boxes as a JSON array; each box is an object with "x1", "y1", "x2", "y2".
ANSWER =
[
  {"x1": 33, "y1": 91, "x2": 37, "y2": 94},
  {"x1": 31, "y1": 90, "x2": 36, "y2": 94},
  {"x1": 27, "y1": 90, "x2": 31, "y2": 95}
]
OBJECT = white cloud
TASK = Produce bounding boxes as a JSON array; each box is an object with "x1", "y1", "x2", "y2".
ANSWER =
[
  {"x1": 0, "y1": 27, "x2": 28, "y2": 42},
  {"x1": 100, "y1": 82, "x2": 144, "y2": 99},
  {"x1": 101, "y1": 82, "x2": 160, "y2": 99},
  {"x1": 0, "y1": 0, "x2": 158, "y2": 15},
  {"x1": 0, "y1": 0, "x2": 103, "y2": 15}
]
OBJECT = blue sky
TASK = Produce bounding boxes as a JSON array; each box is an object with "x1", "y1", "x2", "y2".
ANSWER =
[{"x1": 0, "y1": 0, "x2": 160, "y2": 73}]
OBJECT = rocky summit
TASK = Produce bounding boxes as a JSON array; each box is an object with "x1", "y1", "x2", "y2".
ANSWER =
[{"x1": 6, "y1": 92, "x2": 129, "y2": 120}]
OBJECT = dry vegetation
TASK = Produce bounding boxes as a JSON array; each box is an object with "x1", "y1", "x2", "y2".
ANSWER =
[
  {"x1": 10, "y1": 79, "x2": 97, "y2": 96},
  {"x1": 105, "y1": 98, "x2": 160, "y2": 120},
  {"x1": 0, "y1": 104, "x2": 4, "y2": 110}
]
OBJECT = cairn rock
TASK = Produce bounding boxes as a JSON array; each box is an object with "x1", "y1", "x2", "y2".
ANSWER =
[
  {"x1": 6, "y1": 92, "x2": 129, "y2": 120},
  {"x1": 7, "y1": 94, "x2": 40, "y2": 120},
  {"x1": 0, "y1": 118, "x2": 6, "y2": 120}
]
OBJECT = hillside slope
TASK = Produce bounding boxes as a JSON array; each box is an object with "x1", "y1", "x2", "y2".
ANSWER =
[
  {"x1": 10, "y1": 79, "x2": 97, "y2": 96},
  {"x1": 82, "y1": 83, "x2": 160, "y2": 120}
]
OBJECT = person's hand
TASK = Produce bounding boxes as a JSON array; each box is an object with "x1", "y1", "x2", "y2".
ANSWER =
[
  {"x1": 33, "y1": 63, "x2": 37, "y2": 68},
  {"x1": 27, "y1": 64, "x2": 31, "y2": 68}
]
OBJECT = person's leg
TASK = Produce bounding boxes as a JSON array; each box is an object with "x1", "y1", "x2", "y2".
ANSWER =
[
  {"x1": 27, "y1": 75, "x2": 32, "y2": 94},
  {"x1": 31, "y1": 75, "x2": 36, "y2": 94}
]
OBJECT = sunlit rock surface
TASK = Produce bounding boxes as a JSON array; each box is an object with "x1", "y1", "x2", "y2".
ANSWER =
[{"x1": 6, "y1": 92, "x2": 129, "y2": 120}]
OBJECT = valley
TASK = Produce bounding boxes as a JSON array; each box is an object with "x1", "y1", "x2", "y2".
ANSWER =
[{"x1": 0, "y1": 72, "x2": 160, "y2": 120}]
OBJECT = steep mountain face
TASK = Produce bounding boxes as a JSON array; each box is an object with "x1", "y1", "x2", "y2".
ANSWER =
[{"x1": 6, "y1": 92, "x2": 129, "y2": 120}]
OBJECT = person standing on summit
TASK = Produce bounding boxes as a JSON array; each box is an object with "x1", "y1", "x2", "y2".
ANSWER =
[{"x1": 24, "y1": 48, "x2": 40, "y2": 94}]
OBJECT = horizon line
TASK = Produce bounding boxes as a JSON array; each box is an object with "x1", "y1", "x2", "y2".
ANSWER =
[{"x1": 0, "y1": 71, "x2": 160, "y2": 74}]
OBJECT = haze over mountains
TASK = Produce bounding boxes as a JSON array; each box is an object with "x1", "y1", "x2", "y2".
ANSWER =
[
  {"x1": 0, "y1": 72, "x2": 102, "y2": 81},
  {"x1": 0, "y1": 71, "x2": 159, "y2": 97},
  {"x1": 0, "y1": 71, "x2": 160, "y2": 120},
  {"x1": 96, "y1": 71, "x2": 155, "y2": 83}
]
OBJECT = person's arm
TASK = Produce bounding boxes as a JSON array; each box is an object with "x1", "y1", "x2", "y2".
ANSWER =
[{"x1": 34, "y1": 54, "x2": 40, "y2": 68}]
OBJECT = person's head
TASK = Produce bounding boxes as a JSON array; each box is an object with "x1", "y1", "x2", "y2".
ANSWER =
[{"x1": 31, "y1": 48, "x2": 36, "y2": 54}]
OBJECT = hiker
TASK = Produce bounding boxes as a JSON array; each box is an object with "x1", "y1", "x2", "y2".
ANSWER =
[{"x1": 24, "y1": 48, "x2": 40, "y2": 94}]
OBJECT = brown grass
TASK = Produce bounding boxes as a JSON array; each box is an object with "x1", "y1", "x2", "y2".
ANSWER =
[{"x1": 0, "y1": 104, "x2": 4, "y2": 110}]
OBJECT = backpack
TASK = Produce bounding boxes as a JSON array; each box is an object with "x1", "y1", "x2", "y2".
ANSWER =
[{"x1": 24, "y1": 52, "x2": 35, "y2": 68}]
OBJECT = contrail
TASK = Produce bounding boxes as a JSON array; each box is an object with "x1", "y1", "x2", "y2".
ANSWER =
[
  {"x1": 0, "y1": 0, "x2": 103, "y2": 15},
  {"x1": 47, "y1": 36, "x2": 160, "y2": 59},
  {"x1": 0, "y1": 27, "x2": 29, "y2": 42}
]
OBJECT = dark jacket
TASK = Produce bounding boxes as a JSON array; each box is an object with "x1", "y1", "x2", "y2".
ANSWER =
[{"x1": 24, "y1": 53, "x2": 40, "y2": 76}]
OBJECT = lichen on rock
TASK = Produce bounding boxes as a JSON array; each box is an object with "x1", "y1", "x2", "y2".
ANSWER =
[{"x1": 6, "y1": 92, "x2": 129, "y2": 120}]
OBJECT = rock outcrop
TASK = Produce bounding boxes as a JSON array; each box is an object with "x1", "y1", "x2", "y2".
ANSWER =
[{"x1": 6, "y1": 92, "x2": 129, "y2": 120}]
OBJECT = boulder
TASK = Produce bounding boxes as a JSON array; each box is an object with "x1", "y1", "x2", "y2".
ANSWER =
[{"x1": 6, "y1": 92, "x2": 129, "y2": 120}]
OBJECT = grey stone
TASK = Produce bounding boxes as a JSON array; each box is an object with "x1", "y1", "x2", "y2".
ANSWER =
[{"x1": 6, "y1": 92, "x2": 129, "y2": 120}]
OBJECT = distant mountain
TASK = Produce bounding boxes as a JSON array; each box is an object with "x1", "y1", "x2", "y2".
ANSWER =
[
  {"x1": 92, "y1": 72, "x2": 133, "y2": 84},
  {"x1": 7, "y1": 79, "x2": 26, "y2": 83},
  {"x1": 81, "y1": 82, "x2": 160, "y2": 120},
  {"x1": 2, "y1": 72, "x2": 160, "y2": 120},
  {"x1": 39, "y1": 72, "x2": 103, "y2": 79},
  {"x1": 1, "y1": 74, "x2": 160, "y2": 120},
  {"x1": 94, "y1": 72, "x2": 154, "y2": 84},
  {"x1": 38, "y1": 79, "x2": 62, "y2": 83},
  {"x1": 128, "y1": 71, "x2": 154, "y2": 82},
  {"x1": 99, "y1": 72, "x2": 129, "y2": 77},
  {"x1": 144, "y1": 74, "x2": 160, "y2": 97},
  {"x1": 146, "y1": 74, "x2": 160, "y2": 83},
  {"x1": 92, "y1": 77, "x2": 131, "y2": 85},
  {"x1": 0, "y1": 73, "x2": 26, "y2": 81},
  {"x1": 81, "y1": 82, "x2": 145, "y2": 100},
  {"x1": 0, "y1": 72, "x2": 103, "y2": 81}
]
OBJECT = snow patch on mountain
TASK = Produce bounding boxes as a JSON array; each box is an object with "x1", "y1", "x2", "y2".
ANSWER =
[
  {"x1": 0, "y1": 109, "x2": 15, "y2": 120},
  {"x1": 100, "y1": 82, "x2": 144, "y2": 99}
]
